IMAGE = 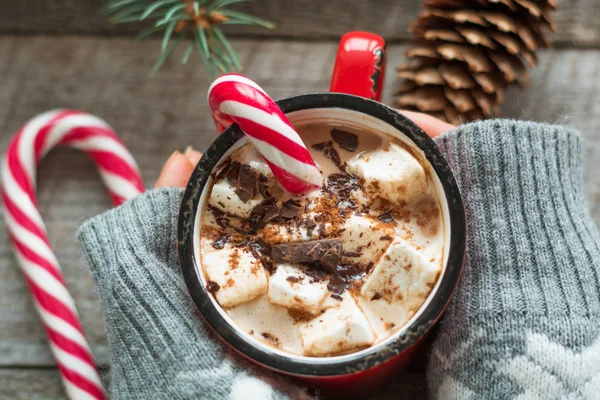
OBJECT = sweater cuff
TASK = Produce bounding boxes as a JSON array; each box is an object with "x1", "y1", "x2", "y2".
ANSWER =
[
  {"x1": 77, "y1": 187, "x2": 184, "y2": 299},
  {"x1": 433, "y1": 119, "x2": 600, "y2": 319},
  {"x1": 434, "y1": 119, "x2": 586, "y2": 216}
]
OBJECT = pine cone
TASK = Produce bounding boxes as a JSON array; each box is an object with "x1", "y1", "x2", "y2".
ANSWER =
[{"x1": 395, "y1": 0, "x2": 556, "y2": 125}]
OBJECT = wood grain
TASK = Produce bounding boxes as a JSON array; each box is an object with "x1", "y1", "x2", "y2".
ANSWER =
[
  {"x1": 0, "y1": 36, "x2": 599, "y2": 398},
  {"x1": 0, "y1": 368, "x2": 110, "y2": 400},
  {"x1": 0, "y1": 0, "x2": 597, "y2": 46}
]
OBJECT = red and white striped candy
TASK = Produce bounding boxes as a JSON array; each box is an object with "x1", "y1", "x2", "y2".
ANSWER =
[
  {"x1": 208, "y1": 74, "x2": 323, "y2": 194},
  {"x1": 1, "y1": 110, "x2": 145, "y2": 400}
]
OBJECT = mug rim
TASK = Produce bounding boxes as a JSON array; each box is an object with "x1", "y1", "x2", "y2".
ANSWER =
[{"x1": 177, "y1": 92, "x2": 466, "y2": 376}]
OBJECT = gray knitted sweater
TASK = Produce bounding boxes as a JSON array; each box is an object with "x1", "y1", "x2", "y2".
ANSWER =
[{"x1": 78, "y1": 120, "x2": 600, "y2": 399}]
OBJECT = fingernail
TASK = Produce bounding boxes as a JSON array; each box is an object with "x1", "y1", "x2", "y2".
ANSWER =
[
  {"x1": 165, "y1": 150, "x2": 181, "y2": 165},
  {"x1": 183, "y1": 145, "x2": 193, "y2": 155}
]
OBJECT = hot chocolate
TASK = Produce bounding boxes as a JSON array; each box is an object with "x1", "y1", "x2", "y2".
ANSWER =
[{"x1": 199, "y1": 122, "x2": 447, "y2": 357}]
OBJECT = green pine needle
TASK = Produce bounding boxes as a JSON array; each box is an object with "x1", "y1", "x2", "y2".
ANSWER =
[
  {"x1": 182, "y1": 42, "x2": 194, "y2": 64},
  {"x1": 152, "y1": 36, "x2": 182, "y2": 74},
  {"x1": 106, "y1": 0, "x2": 275, "y2": 75}
]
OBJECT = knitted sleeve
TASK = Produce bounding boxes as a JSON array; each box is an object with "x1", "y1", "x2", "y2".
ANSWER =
[
  {"x1": 77, "y1": 187, "x2": 311, "y2": 400},
  {"x1": 429, "y1": 120, "x2": 600, "y2": 399}
]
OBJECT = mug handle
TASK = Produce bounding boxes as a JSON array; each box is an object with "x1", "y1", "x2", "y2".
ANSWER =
[{"x1": 330, "y1": 31, "x2": 386, "y2": 101}]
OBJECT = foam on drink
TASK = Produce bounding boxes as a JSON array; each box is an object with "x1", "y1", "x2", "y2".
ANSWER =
[{"x1": 199, "y1": 122, "x2": 447, "y2": 357}]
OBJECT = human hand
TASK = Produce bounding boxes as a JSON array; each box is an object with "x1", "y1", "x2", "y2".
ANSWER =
[
  {"x1": 154, "y1": 146, "x2": 203, "y2": 188},
  {"x1": 399, "y1": 110, "x2": 455, "y2": 138}
]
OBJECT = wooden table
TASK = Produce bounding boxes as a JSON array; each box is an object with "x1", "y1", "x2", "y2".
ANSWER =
[{"x1": 1, "y1": 1, "x2": 599, "y2": 398}]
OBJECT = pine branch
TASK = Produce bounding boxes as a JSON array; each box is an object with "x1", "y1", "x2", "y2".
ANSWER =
[{"x1": 106, "y1": 0, "x2": 275, "y2": 75}]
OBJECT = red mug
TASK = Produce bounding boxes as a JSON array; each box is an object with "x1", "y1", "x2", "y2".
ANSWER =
[{"x1": 178, "y1": 31, "x2": 465, "y2": 398}]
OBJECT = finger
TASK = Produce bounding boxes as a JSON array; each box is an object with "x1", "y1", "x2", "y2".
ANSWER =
[
  {"x1": 183, "y1": 146, "x2": 203, "y2": 166},
  {"x1": 397, "y1": 110, "x2": 455, "y2": 138},
  {"x1": 154, "y1": 151, "x2": 195, "y2": 188}
]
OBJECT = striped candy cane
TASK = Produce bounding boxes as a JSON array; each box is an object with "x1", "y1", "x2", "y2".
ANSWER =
[
  {"x1": 208, "y1": 74, "x2": 323, "y2": 194},
  {"x1": 1, "y1": 110, "x2": 145, "y2": 400}
]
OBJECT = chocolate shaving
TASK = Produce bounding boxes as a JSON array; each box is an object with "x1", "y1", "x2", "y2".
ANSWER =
[
  {"x1": 208, "y1": 204, "x2": 230, "y2": 229},
  {"x1": 312, "y1": 140, "x2": 344, "y2": 169},
  {"x1": 280, "y1": 199, "x2": 301, "y2": 219},
  {"x1": 327, "y1": 275, "x2": 346, "y2": 294},
  {"x1": 272, "y1": 238, "x2": 341, "y2": 264},
  {"x1": 331, "y1": 129, "x2": 359, "y2": 152},
  {"x1": 286, "y1": 276, "x2": 301, "y2": 283},
  {"x1": 326, "y1": 173, "x2": 361, "y2": 196},
  {"x1": 212, "y1": 159, "x2": 231, "y2": 180},
  {"x1": 342, "y1": 251, "x2": 361, "y2": 258},
  {"x1": 249, "y1": 238, "x2": 273, "y2": 273},
  {"x1": 304, "y1": 266, "x2": 328, "y2": 282},
  {"x1": 304, "y1": 218, "x2": 317, "y2": 236},
  {"x1": 312, "y1": 141, "x2": 331, "y2": 151},
  {"x1": 258, "y1": 182, "x2": 270, "y2": 198},
  {"x1": 236, "y1": 164, "x2": 257, "y2": 203},
  {"x1": 212, "y1": 233, "x2": 230, "y2": 249},
  {"x1": 380, "y1": 235, "x2": 393, "y2": 241},
  {"x1": 249, "y1": 197, "x2": 278, "y2": 232},
  {"x1": 329, "y1": 146, "x2": 342, "y2": 168},
  {"x1": 371, "y1": 293, "x2": 382, "y2": 301},
  {"x1": 215, "y1": 216, "x2": 229, "y2": 229},
  {"x1": 208, "y1": 204, "x2": 223, "y2": 217},
  {"x1": 378, "y1": 210, "x2": 394, "y2": 223},
  {"x1": 326, "y1": 264, "x2": 363, "y2": 294},
  {"x1": 263, "y1": 206, "x2": 280, "y2": 223},
  {"x1": 318, "y1": 223, "x2": 327, "y2": 238},
  {"x1": 207, "y1": 281, "x2": 220, "y2": 293},
  {"x1": 330, "y1": 293, "x2": 343, "y2": 301},
  {"x1": 304, "y1": 219, "x2": 317, "y2": 229},
  {"x1": 258, "y1": 173, "x2": 269, "y2": 183},
  {"x1": 320, "y1": 249, "x2": 341, "y2": 272},
  {"x1": 337, "y1": 264, "x2": 361, "y2": 279},
  {"x1": 226, "y1": 161, "x2": 241, "y2": 183}
]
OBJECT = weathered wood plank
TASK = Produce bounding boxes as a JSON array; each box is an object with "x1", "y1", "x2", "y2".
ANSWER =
[
  {"x1": 0, "y1": 369, "x2": 66, "y2": 400},
  {"x1": 0, "y1": 368, "x2": 110, "y2": 400},
  {"x1": 0, "y1": 0, "x2": 596, "y2": 46},
  {"x1": 0, "y1": 35, "x2": 599, "y2": 398}
]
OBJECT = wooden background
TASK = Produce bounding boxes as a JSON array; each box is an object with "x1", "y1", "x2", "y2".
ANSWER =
[{"x1": 1, "y1": 0, "x2": 599, "y2": 398}]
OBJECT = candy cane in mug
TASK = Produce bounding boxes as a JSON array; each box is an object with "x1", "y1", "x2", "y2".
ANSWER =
[
  {"x1": 1, "y1": 110, "x2": 145, "y2": 400},
  {"x1": 208, "y1": 74, "x2": 323, "y2": 194}
]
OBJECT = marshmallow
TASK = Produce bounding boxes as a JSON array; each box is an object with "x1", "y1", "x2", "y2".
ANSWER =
[
  {"x1": 346, "y1": 143, "x2": 428, "y2": 204},
  {"x1": 361, "y1": 239, "x2": 440, "y2": 311},
  {"x1": 300, "y1": 292, "x2": 374, "y2": 356},
  {"x1": 200, "y1": 235, "x2": 218, "y2": 255},
  {"x1": 209, "y1": 178, "x2": 263, "y2": 219},
  {"x1": 228, "y1": 295, "x2": 303, "y2": 354},
  {"x1": 268, "y1": 264, "x2": 329, "y2": 315},
  {"x1": 339, "y1": 214, "x2": 394, "y2": 268},
  {"x1": 203, "y1": 246, "x2": 267, "y2": 307},
  {"x1": 230, "y1": 144, "x2": 273, "y2": 178}
]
